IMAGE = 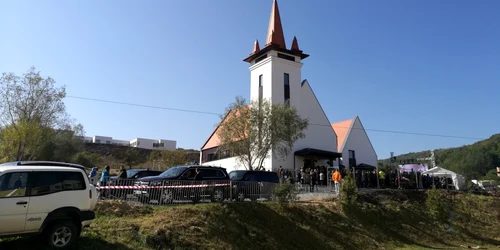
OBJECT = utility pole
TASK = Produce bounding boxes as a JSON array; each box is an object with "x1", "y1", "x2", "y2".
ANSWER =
[
  {"x1": 390, "y1": 152, "x2": 397, "y2": 189},
  {"x1": 416, "y1": 149, "x2": 436, "y2": 169}
]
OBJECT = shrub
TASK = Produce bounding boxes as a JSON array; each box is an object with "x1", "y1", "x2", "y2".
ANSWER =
[
  {"x1": 273, "y1": 179, "x2": 298, "y2": 203},
  {"x1": 71, "y1": 151, "x2": 101, "y2": 168},
  {"x1": 339, "y1": 172, "x2": 358, "y2": 209},
  {"x1": 426, "y1": 188, "x2": 452, "y2": 221}
]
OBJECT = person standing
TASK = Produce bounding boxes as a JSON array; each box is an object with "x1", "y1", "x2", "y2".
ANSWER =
[
  {"x1": 89, "y1": 167, "x2": 98, "y2": 186},
  {"x1": 309, "y1": 169, "x2": 316, "y2": 192},
  {"x1": 378, "y1": 170, "x2": 385, "y2": 188},
  {"x1": 332, "y1": 169, "x2": 342, "y2": 194},
  {"x1": 118, "y1": 166, "x2": 127, "y2": 179},
  {"x1": 100, "y1": 166, "x2": 110, "y2": 186},
  {"x1": 319, "y1": 171, "x2": 325, "y2": 186}
]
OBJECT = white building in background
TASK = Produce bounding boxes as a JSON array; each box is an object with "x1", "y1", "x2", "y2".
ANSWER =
[
  {"x1": 129, "y1": 138, "x2": 176, "y2": 151},
  {"x1": 199, "y1": 0, "x2": 377, "y2": 173},
  {"x1": 81, "y1": 135, "x2": 176, "y2": 150}
]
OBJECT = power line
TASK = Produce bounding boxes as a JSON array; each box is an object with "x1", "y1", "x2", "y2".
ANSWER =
[
  {"x1": 66, "y1": 95, "x2": 485, "y2": 141},
  {"x1": 66, "y1": 95, "x2": 220, "y2": 116}
]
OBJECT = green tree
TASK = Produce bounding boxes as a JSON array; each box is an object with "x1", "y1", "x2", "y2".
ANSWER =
[
  {"x1": 161, "y1": 150, "x2": 189, "y2": 168},
  {"x1": 116, "y1": 148, "x2": 142, "y2": 169},
  {"x1": 378, "y1": 134, "x2": 500, "y2": 181},
  {"x1": 217, "y1": 97, "x2": 308, "y2": 170},
  {"x1": 0, "y1": 67, "x2": 84, "y2": 162},
  {"x1": 71, "y1": 151, "x2": 102, "y2": 168},
  {"x1": 148, "y1": 150, "x2": 162, "y2": 162},
  {"x1": 339, "y1": 172, "x2": 358, "y2": 209}
]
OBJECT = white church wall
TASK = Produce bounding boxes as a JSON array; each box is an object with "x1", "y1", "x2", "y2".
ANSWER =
[
  {"x1": 341, "y1": 117, "x2": 378, "y2": 167},
  {"x1": 201, "y1": 155, "x2": 273, "y2": 173},
  {"x1": 293, "y1": 81, "x2": 338, "y2": 154}
]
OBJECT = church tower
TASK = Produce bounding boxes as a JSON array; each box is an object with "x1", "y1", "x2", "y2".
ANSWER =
[{"x1": 243, "y1": 0, "x2": 309, "y2": 106}]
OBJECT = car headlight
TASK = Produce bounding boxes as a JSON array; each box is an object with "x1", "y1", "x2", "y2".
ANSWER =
[{"x1": 233, "y1": 184, "x2": 238, "y2": 188}]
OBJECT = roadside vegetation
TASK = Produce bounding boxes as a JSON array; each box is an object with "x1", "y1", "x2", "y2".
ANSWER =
[{"x1": 1, "y1": 191, "x2": 498, "y2": 250}]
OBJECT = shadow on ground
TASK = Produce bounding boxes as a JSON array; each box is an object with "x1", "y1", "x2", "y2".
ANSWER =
[
  {"x1": 2, "y1": 191, "x2": 497, "y2": 250},
  {"x1": 0, "y1": 236, "x2": 134, "y2": 250}
]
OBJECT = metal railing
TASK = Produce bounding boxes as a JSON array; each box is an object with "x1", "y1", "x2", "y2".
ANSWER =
[{"x1": 95, "y1": 179, "x2": 281, "y2": 205}]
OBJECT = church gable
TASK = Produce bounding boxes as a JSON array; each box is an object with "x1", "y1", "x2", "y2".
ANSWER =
[
  {"x1": 331, "y1": 118, "x2": 354, "y2": 152},
  {"x1": 341, "y1": 116, "x2": 378, "y2": 166},
  {"x1": 294, "y1": 79, "x2": 338, "y2": 152}
]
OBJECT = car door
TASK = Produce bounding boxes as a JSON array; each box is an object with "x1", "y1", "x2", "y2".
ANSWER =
[
  {"x1": 25, "y1": 170, "x2": 87, "y2": 232},
  {"x1": 243, "y1": 173, "x2": 257, "y2": 197},
  {"x1": 0, "y1": 171, "x2": 30, "y2": 234}
]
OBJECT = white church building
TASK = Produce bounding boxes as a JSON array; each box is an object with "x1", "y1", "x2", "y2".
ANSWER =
[{"x1": 200, "y1": 0, "x2": 377, "y2": 173}]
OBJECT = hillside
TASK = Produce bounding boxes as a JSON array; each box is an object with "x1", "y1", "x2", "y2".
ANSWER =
[
  {"x1": 1, "y1": 191, "x2": 498, "y2": 249},
  {"x1": 378, "y1": 134, "x2": 500, "y2": 180},
  {"x1": 80, "y1": 143, "x2": 200, "y2": 170}
]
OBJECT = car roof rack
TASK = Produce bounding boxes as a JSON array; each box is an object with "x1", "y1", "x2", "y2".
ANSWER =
[
  {"x1": 0, "y1": 161, "x2": 86, "y2": 171},
  {"x1": 194, "y1": 165, "x2": 225, "y2": 169}
]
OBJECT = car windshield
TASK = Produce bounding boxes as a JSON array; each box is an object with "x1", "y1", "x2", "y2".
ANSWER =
[
  {"x1": 160, "y1": 166, "x2": 188, "y2": 178},
  {"x1": 229, "y1": 171, "x2": 246, "y2": 181},
  {"x1": 126, "y1": 170, "x2": 140, "y2": 178}
]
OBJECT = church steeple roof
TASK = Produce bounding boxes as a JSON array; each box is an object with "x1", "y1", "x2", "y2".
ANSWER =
[
  {"x1": 252, "y1": 40, "x2": 260, "y2": 54},
  {"x1": 243, "y1": 0, "x2": 309, "y2": 62},
  {"x1": 291, "y1": 36, "x2": 301, "y2": 52},
  {"x1": 265, "y1": 0, "x2": 286, "y2": 49}
]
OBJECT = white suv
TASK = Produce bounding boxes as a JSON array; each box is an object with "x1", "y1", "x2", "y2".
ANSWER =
[{"x1": 0, "y1": 161, "x2": 97, "y2": 248}]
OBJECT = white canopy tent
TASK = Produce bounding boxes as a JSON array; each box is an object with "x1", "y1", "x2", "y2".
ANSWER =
[{"x1": 422, "y1": 167, "x2": 466, "y2": 190}]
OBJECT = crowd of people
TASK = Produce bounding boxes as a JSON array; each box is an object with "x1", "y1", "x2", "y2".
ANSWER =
[{"x1": 276, "y1": 166, "x2": 455, "y2": 192}]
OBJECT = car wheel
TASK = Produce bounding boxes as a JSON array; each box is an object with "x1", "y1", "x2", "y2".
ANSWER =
[
  {"x1": 161, "y1": 189, "x2": 174, "y2": 204},
  {"x1": 212, "y1": 189, "x2": 224, "y2": 202},
  {"x1": 46, "y1": 220, "x2": 78, "y2": 249}
]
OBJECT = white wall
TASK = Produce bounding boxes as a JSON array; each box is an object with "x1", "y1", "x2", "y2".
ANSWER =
[
  {"x1": 271, "y1": 80, "x2": 338, "y2": 172},
  {"x1": 130, "y1": 138, "x2": 176, "y2": 150},
  {"x1": 201, "y1": 155, "x2": 273, "y2": 173},
  {"x1": 340, "y1": 117, "x2": 378, "y2": 167},
  {"x1": 249, "y1": 51, "x2": 302, "y2": 105},
  {"x1": 159, "y1": 139, "x2": 176, "y2": 150},
  {"x1": 248, "y1": 50, "x2": 338, "y2": 173},
  {"x1": 93, "y1": 136, "x2": 112, "y2": 144}
]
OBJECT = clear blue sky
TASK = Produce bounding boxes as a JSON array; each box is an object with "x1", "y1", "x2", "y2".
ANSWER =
[{"x1": 1, "y1": 0, "x2": 499, "y2": 159}]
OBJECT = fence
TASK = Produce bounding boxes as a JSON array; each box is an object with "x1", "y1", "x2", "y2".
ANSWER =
[{"x1": 96, "y1": 179, "x2": 283, "y2": 205}]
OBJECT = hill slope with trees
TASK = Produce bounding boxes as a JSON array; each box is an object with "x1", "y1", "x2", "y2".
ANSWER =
[{"x1": 378, "y1": 134, "x2": 500, "y2": 181}]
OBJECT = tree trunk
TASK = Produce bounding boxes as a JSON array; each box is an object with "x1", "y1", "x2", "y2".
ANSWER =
[{"x1": 15, "y1": 141, "x2": 23, "y2": 161}]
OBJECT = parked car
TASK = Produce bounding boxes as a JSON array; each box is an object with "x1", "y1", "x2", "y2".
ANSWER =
[
  {"x1": 0, "y1": 161, "x2": 97, "y2": 249},
  {"x1": 229, "y1": 170, "x2": 279, "y2": 201},
  {"x1": 134, "y1": 165, "x2": 230, "y2": 204},
  {"x1": 109, "y1": 169, "x2": 163, "y2": 182},
  {"x1": 104, "y1": 169, "x2": 162, "y2": 199}
]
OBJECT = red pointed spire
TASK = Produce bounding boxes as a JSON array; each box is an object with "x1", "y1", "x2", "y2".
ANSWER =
[
  {"x1": 265, "y1": 0, "x2": 286, "y2": 49},
  {"x1": 291, "y1": 36, "x2": 300, "y2": 51},
  {"x1": 252, "y1": 39, "x2": 260, "y2": 54}
]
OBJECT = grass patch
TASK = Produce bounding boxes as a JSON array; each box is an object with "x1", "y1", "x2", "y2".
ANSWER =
[{"x1": 1, "y1": 191, "x2": 499, "y2": 249}]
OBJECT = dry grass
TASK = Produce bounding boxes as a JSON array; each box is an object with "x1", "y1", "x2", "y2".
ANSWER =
[{"x1": 1, "y1": 191, "x2": 499, "y2": 250}]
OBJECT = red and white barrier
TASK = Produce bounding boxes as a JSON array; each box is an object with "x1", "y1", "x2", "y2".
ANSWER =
[{"x1": 96, "y1": 183, "x2": 230, "y2": 190}]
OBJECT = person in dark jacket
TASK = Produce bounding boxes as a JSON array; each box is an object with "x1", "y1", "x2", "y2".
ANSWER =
[{"x1": 118, "y1": 166, "x2": 127, "y2": 179}]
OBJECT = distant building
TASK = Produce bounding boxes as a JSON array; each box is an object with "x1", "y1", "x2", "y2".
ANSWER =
[
  {"x1": 130, "y1": 138, "x2": 176, "y2": 151},
  {"x1": 79, "y1": 135, "x2": 176, "y2": 150}
]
